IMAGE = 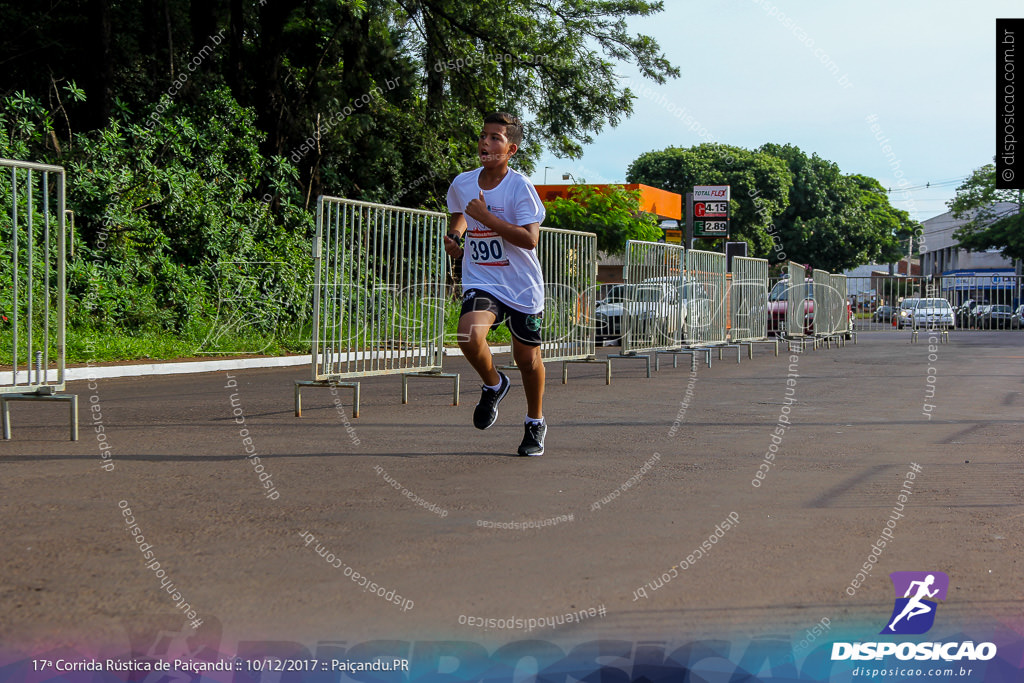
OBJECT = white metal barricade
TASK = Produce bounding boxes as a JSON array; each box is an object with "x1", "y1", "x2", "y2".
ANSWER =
[
  {"x1": 686, "y1": 248, "x2": 740, "y2": 364},
  {"x1": 785, "y1": 261, "x2": 809, "y2": 341},
  {"x1": 0, "y1": 159, "x2": 77, "y2": 440},
  {"x1": 828, "y1": 273, "x2": 852, "y2": 344},
  {"x1": 847, "y1": 275, "x2": 928, "y2": 334},
  {"x1": 812, "y1": 268, "x2": 833, "y2": 341},
  {"x1": 535, "y1": 227, "x2": 607, "y2": 384},
  {"x1": 295, "y1": 196, "x2": 458, "y2": 418},
  {"x1": 730, "y1": 256, "x2": 777, "y2": 357},
  {"x1": 729, "y1": 256, "x2": 768, "y2": 342},
  {"x1": 609, "y1": 240, "x2": 687, "y2": 376}
]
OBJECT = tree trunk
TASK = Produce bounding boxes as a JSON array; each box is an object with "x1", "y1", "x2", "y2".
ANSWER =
[
  {"x1": 84, "y1": 0, "x2": 113, "y2": 130},
  {"x1": 227, "y1": 0, "x2": 245, "y2": 98},
  {"x1": 189, "y1": 0, "x2": 217, "y2": 56}
]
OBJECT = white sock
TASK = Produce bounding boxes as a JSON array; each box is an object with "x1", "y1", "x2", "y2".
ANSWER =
[
  {"x1": 525, "y1": 416, "x2": 545, "y2": 425},
  {"x1": 484, "y1": 380, "x2": 502, "y2": 391}
]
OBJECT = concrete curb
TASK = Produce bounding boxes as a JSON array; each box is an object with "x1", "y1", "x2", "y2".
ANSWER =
[{"x1": 61, "y1": 346, "x2": 513, "y2": 382}]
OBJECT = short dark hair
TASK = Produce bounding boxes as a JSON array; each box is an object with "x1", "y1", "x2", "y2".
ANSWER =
[{"x1": 484, "y1": 112, "x2": 523, "y2": 147}]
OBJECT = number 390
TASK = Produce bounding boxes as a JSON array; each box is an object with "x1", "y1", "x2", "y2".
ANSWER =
[{"x1": 470, "y1": 239, "x2": 503, "y2": 261}]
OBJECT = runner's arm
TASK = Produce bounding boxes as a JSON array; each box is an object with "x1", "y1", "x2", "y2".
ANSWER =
[
  {"x1": 444, "y1": 213, "x2": 466, "y2": 258},
  {"x1": 464, "y1": 191, "x2": 540, "y2": 249}
]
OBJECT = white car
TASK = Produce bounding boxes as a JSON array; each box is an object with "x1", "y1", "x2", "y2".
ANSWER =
[
  {"x1": 910, "y1": 298, "x2": 954, "y2": 329},
  {"x1": 895, "y1": 297, "x2": 921, "y2": 328},
  {"x1": 640, "y1": 276, "x2": 713, "y2": 337},
  {"x1": 594, "y1": 282, "x2": 688, "y2": 344}
]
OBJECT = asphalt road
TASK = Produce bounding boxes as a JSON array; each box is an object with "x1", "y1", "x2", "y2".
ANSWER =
[{"x1": 1, "y1": 330, "x2": 1022, "y2": 655}]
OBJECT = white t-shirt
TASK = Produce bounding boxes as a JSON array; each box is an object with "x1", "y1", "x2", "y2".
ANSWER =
[{"x1": 446, "y1": 167, "x2": 546, "y2": 314}]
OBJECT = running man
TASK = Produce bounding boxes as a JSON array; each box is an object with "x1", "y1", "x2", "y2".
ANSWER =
[
  {"x1": 443, "y1": 112, "x2": 547, "y2": 456},
  {"x1": 888, "y1": 574, "x2": 940, "y2": 631}
]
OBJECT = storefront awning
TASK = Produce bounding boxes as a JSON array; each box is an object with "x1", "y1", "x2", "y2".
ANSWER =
[{"x1": 533, "y1": 183, "x2": 682, "y2": 221}]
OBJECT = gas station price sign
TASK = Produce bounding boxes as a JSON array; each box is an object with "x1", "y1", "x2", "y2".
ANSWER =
[{"x1": 692, "y1": 185, "x2": 730, "y2": 238}]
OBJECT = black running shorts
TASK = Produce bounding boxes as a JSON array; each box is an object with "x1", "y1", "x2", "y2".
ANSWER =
[{"x1": 460, "y1": 289, "x2": 543, "y2": 347}]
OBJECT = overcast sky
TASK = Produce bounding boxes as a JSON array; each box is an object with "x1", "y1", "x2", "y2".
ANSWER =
[{"x1": 528, "y1": 0, "x2": 1017, "y2": 222}]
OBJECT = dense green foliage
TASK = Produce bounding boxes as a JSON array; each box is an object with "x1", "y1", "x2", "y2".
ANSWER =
[
  {"x1": 2, "y1": 86, "x2": 313, "y2": 356},
  {"x1": 1, "y1": 0, "x2": 677, "y2": 358},
  {"x1": 948, "y1": 164, "x2": 1024, "y2": 261},
  {"x1": 1, "y1": 0, "x2": 677, "y2": 207},
  {"x1": 626, "y1": 143, "x2": 792, "y2": 257},
  {"x1": 758, "y1": 143, "x2": 913, "y2": 271},
  {"x1": 543, "y1": 184, "x2": 663, "y2": 254},
  {"x1": 2, "y1": 0, "x2": 928, "y2": 361},
  {"x1": 626, "y1": 142, "x2": 917, "y2": 271}
]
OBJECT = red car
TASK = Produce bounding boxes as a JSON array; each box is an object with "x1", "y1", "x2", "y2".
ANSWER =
[{"x1": 766, "y1": 277, "x2": 852, "y2": 338}]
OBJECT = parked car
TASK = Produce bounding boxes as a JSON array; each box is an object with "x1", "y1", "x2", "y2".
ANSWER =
[
  {"x1": 969, "y1": 305, "x2": 992, "y2": 329},
  {"x1": 594, "y1": 284, "x2": 634, "y2": 341},
  {"x1": 976, "y1": 304, "x2": 1014, "y2": 329},
  {"x1": 640, "y1": 276, "x2": 713, "y2": 338},
  {"x1": 910, "y1": 298, "x2": 954, "y2": 329},
  {"x1": 894, "y1": 298, "x2": 920, "y2": 328},
  {"x1": 766, "y1": 277, "x2": 853, "y2": 338},
  {"x1": 955, "y1": 304, "x2": 974, "y2": 328},
  {"x1": 872, "y1": 305, "x2": 895, "y2": 323},
  {"x1": 594, "y1": 283, "x2": 682, "y2": 344},
  {"x1": 955, "y1": 299, "x2": 986, "y2": 328},
  {"x1": 766, "y1": 277, "x2": 812, "y2": 336},
  {"x1": 1013, "y1": 305, "x2": 1024, "y2": 330}
]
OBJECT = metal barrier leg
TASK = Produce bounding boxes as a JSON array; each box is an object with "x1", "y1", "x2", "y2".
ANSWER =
[
  {"x1": 2, "y1": 398, "x2": 10, "y2": 440},
  {"x1": 670, "y1": 348, "x2": 711, "y2": 370},
  {"x1": 294, "y1": 380, "x2": 360, "y2": 418},
  {"x1": 716, "y1": 345, "x2": 742, "y2": 363},
  {"x1": 609, "y1": 353, "x2": 652, "y2": 378},
  {"x1": 69, "y1": 395, "x2": 79, "y2": 441},
  {"x1": 655, "y1": 349, "x2": 695, "y2": 371},
  {"x1": 787, "y1": 337, "x2": 812, "y2": 353},
  {"x1": 401, "y1": 371, "x2": 461, "y2": 406},
  {"x1": 738, "y1": 340, "x2": 780, "y2": 358},
  {"x1": 912, "y1": 328, "x2": 949, "y2": 344},
  {"x1": 561, "y1": 358, "x2": 612, "y2": 386},
  {"x1": 1, "y1": 394, "x2": 79, "y2": 440}
]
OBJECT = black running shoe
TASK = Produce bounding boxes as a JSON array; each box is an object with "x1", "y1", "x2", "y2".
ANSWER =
[
  {"x1": 518, "y1": 421, "x2": 546, "y2": 457},
  {"x1": 473, "y1": 372, "x2": 510, "y2": 430}
]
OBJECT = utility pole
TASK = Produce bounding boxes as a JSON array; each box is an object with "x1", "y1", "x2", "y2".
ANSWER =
[{"x1": 685, "y1": 192, "x2": 693, "y2": 250}]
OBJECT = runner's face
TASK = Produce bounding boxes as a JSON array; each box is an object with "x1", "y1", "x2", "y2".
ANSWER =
[{"x1": 478, "y1": 123, "x2": 517, "y2": 168}]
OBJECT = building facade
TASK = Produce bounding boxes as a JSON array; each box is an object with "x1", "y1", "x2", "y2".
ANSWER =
[
  {"x1": 919, "y1": 203, "x2": 1017, "y2": 277},
  {"x1": 919, "y1": 203, "x2": 1020, "y2": 307}
]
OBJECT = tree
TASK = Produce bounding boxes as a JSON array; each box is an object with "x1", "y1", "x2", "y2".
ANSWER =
[
  {"x1": 849, "y1": 174, "x2": 919, "y2": 265},
  {"x1": 0, "y1": 0, "x2": 679, "y2": 207},
  {"x1": 625, "y1": 143, "x2": 792, "y2": 260},
  {"x1": 543, "y1": 185, "x2": 662, "y2": 254},
  {"x1": 759, "y1": 143, "x2": 906, "y2": 271},
  {"x1": 947, "y1": 164, "x2": 1024, "y2": 261}
]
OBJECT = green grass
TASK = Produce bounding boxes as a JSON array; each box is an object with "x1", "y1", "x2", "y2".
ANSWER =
[
  {"x1": 61, "y1": 325, "x2": 312, "y2": 363},
  {"x1": 2, "y1": 299, "x2": 511, "y2": 365}
]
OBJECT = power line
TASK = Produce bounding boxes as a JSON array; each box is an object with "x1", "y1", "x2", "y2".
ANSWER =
[{"x1": 885, "y1": 177, "x2": 967, "y2": 194}]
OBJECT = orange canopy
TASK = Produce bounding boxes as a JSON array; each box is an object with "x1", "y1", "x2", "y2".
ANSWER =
[{"x1": 533, "y1": 183, "x2": 682, "y2": 221}]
